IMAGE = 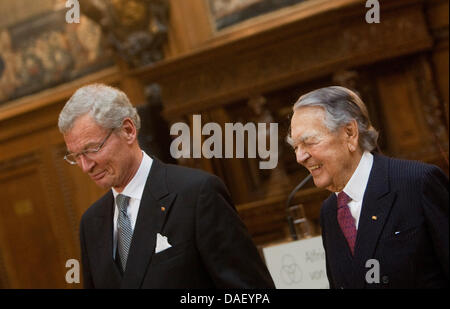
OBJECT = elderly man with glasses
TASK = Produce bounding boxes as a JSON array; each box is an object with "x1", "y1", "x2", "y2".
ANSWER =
[{"x1": 58, "y1": 83, "x2": 275, "y2": 289}]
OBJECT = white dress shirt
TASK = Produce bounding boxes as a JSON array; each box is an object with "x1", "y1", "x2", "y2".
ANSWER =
[
  {"x1": 112, "y1": 151, "x2": 153, "y2": 258},
  {"x1": 336, "y1": 151, "x2": 374, "y2": 230}
]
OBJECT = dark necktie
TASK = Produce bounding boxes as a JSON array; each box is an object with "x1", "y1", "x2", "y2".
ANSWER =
[
  {"x1": 117, "y1": 194, "x2": 132, "y2": 271},
  {"x1": 337, "y1": 191, "x2": 357, "y2": 255}
]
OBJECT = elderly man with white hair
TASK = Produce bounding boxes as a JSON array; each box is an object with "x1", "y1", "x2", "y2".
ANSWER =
[{"x1": 288, "y1": 86, "x2": 448, "y2": 289}]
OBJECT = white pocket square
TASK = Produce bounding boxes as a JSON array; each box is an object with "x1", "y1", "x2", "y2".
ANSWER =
[{"x1": 155, "y1": 233, "x2": 172, "y2": 253}]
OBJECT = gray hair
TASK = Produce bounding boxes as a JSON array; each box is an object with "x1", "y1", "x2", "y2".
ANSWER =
[
  {"x1": 289, "y1": 86, "x2": 379, "y2": 152},
  {"x1": 58, "y1": 83, "x2": 141, "y2": 133}
]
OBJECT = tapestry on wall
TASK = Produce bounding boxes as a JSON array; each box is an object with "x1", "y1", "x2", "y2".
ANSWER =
[{"x1": 0, "y1": 8, "x2": 112, "y2": 105}]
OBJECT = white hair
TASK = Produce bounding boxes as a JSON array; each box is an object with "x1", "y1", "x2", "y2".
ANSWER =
[
  {"x1": 58, "y1": 83, "x2": 141, "y2": 133},
  {"x1": 288, "y1": 86, "x2": 379, "y2": 152}
]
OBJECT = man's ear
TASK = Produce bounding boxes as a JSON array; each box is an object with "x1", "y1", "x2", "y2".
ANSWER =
[
  {"x1": 345, "y1": 120, "x2": 359, "y2": 152},
  {"x1": 120, "y1": 118, "x2": 137, "y2": 144}
]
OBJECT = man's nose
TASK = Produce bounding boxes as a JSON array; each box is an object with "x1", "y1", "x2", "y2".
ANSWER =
[
  {"x1": 78, "y1": 155, "x2": 95, "y2": 173},
  {"x1": 296, "y1": 147, "x2": 310, "y2": 164}
]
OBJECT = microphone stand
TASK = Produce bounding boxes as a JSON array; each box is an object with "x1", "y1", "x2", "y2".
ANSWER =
[{"x1": 286, "y1": 174, "x2": 312, "y2": 240}]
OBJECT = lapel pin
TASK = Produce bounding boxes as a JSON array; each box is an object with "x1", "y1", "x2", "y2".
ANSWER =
[
  {"x1": 161, "y1": 206, "x2": 166, "y2": 212},
  {"x1": 372, "y1": 216, "x2": 377, "y2": 220}
]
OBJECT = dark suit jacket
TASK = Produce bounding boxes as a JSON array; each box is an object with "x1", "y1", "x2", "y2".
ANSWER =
[
  {"x1": 320, "y1": 154, "x2": 449, "y2": 288},
  {"x1": 79, "y1": 158, "x2": 275, "y2": 288}
]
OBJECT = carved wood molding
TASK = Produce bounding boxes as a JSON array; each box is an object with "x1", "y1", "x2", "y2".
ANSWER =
[
  {"x1": 79, "y1": 0, "x2": 170, "y2": 68},
  {"x1": 132, "y1": 0, "x2": 432, "y2": 120}
]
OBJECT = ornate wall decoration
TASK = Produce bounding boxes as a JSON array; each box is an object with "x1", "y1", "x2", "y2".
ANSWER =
[{"x1": 80, "y1": 0, "x2": 169, "y2": 68}]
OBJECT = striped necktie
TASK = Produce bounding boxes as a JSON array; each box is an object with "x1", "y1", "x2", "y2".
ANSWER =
[{"x1": 117, "y1": 194, "x2": 132, "y2": 271}]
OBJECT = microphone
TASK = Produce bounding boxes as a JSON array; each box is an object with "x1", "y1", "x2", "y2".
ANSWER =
[{"x1": 286, "y1": 174, "x2": 312, "y2": 240}]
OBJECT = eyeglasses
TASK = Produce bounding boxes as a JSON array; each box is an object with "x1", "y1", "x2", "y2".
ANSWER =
[{"x1": 64, "y1": 129, "x2": 114, "y2": 165}]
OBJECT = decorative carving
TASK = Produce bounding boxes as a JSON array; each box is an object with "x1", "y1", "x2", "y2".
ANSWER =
[
  {"x1": 158, "y1": 6, "x2": 431, "y2": 116},
  {"x1": 411, "y1": 56, "x2": 449, "y2": 165},
  {"x1": 80, "y1": 0, "x2": 169, "y2": 68}
]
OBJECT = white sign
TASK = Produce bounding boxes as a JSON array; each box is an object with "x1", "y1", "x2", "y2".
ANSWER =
[{"x1": 262, "y1": 236, "x2": 329, "y2": 289}]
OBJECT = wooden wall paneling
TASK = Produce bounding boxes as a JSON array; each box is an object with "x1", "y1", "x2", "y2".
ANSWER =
[
  {"x1": 119, "y1": 76, "x2": 148, "y2": 107},
  {"x1": 0, "y1": 155, "x2": 65, "y2": 288},
  {"x1": 425, "y1": 0, "x2": 449, "y2": 128},
  {"x1": 431, "y1": 46, "x2": 449, "y2": 128},
  {"x1": 196, "y1": 109, "x2": 228, "y2": 178},
  {"x1": 165, "y1": 0, "x2": 214, "y2": 57},
  {"x1": 51, "y1": 144, "x2": 84, "y2": 249},
  {"x1": 0, "y1": 67, "x2": 120, "y2": 288},
  {"x1": 0, "y1": 153, "x2": 41, "y2": 288},
  {"x1": 375, "y1": 56, "x2": 449, "y2": 166},
  {"x1": 376, "y1": 67, "x2": 428, "y2": 158},
  {"x1": 182, "y1": 107, "x2": 257, "y2": 197},
  {"x1": 0, "y1": 245, "x2": 8, "y2": 288},
  {"x1": 204, "y1": 106, "x2": 257, "y2": 204},
  {"x1": 37, "y1": 145, "x2": 80, "y2": 289},
  {"x1": 411, "y1": 55, "x2": 449, "y2": 167},
  {"x1": 0, "y1": 122, "x2": 101, "y2": 288}
]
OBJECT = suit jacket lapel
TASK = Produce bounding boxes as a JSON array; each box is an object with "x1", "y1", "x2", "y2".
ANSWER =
[
  {"x1": 89, "y1": 192, "x2": 122, "y2": 288},
  {"x1": 352, "y1": 154, "x2": 396, "y2": 288},
  {"x1": 121, "y1": 158, "x2": 176, "y2": 288}
]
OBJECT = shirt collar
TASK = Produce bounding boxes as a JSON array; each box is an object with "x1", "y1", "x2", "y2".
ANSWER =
[
  {"x1": 112, "y1": 151, "x2": 153, "y2": 201},
  {"x1": 336, "y1": 151, "x2": 374, "y2": 202}
]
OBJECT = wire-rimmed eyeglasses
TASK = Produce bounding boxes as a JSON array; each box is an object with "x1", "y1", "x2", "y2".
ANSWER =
[{"x1": 64, "y1": 129, "x2": 114, "y2": 165}]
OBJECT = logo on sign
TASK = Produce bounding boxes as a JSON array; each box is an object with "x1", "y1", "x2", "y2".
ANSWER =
[{"x1": 280, "y1": 254, "x2": 303, "y2": 284}]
